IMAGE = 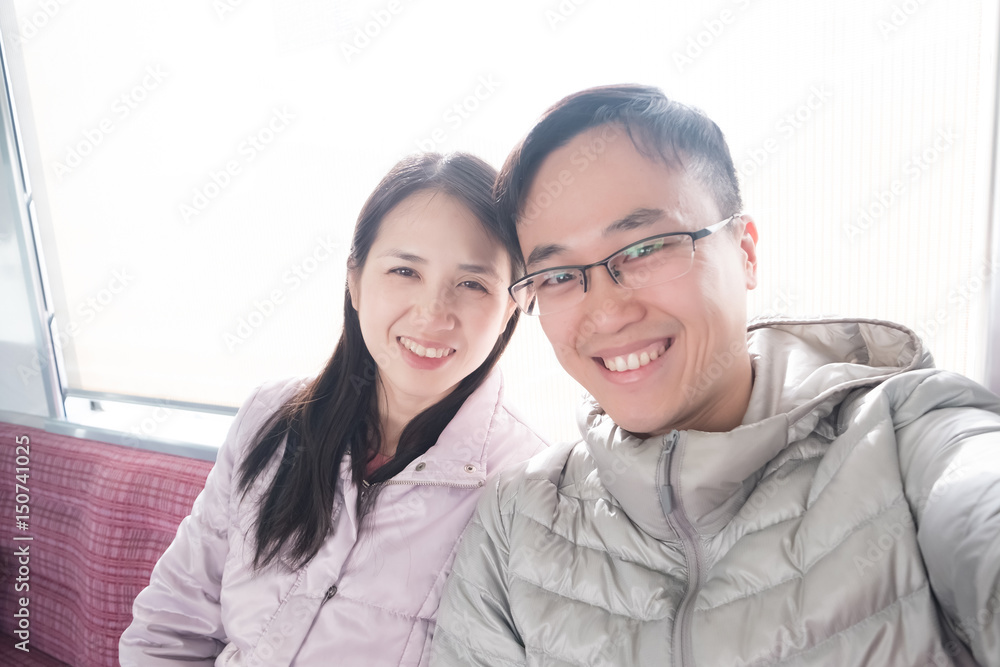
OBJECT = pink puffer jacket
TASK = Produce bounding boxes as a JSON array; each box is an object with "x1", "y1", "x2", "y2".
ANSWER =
[{"x1": 119, "y1": 369, "x2": 547, "y2": 666}]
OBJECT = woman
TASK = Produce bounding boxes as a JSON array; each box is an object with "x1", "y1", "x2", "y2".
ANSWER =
[{"x1": 119, "y1": 153, "x2": 548, "y2": 666}]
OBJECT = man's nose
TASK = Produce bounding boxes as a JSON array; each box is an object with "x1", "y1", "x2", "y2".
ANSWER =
[
  {"x1": 583, "y1": 264, "x2": 627, "y2": 302},
  {"x1": 578, "y1": 266, "x2": 641, "y2": 330}
]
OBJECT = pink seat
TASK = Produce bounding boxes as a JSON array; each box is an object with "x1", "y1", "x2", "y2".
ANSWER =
[{"x1": 0, "y1": 422, "x2": 214, "y2": 667}]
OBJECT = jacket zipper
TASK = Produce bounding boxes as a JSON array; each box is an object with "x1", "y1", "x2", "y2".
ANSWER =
[
  {"x1": 378, "y1": 479, "x2": 484, "y2": 489},
  {"x1": 661, "y1": 430, "x2": 703, "y2": 667}
]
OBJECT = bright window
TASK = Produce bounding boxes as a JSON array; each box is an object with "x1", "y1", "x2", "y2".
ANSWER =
[{"x1": 2, "y1": 0, "x2": 998, "y2": 444}]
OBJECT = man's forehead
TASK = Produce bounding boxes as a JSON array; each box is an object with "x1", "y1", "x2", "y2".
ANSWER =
[{"x1": 520, "y1": 136, "x2": 696, "y2": 220}]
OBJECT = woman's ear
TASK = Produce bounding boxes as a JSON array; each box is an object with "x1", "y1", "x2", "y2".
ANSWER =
[
  {"x1": 503, "y1": 295, "x2": 518, "y2": 327},
  {"x1": 347, "y1": 266, "x2": 360, "y2": 311}
]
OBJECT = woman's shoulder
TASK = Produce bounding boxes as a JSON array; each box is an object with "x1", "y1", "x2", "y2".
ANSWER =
[
  {"x1": 244, "y1": 376, "x2": 313, "y2": 414},
  {"x1": 224, "y1": 376, "x2": 314, "y2": 458},
  {"x1": 484, "y1": 372, "x2": 552, "y2": 471},
  {"x1": 493, "y1": 401, "x2": 550, "y2": 452}
]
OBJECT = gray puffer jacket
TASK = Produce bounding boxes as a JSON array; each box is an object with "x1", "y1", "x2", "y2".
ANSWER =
[{"x1": 430, "y1": 318, "x2": 1000, "y2": 666}]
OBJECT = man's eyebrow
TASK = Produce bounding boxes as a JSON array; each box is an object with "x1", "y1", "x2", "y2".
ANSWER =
[
  {"x1": 525, "y1": 244, "x2": 567, "y2": 270},
  {"x1": 602, "y1": 208, "x2": 666, "y2": 236},
  {"x1": 525, "y1": 208, "x2": 668, "y2": 269}
]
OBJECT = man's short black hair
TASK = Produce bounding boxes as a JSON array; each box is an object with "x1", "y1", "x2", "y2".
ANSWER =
[{"x1": 495, "y1": 84, "x2": 743, "y2": 246}]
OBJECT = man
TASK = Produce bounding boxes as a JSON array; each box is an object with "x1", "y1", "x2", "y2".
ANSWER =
[{"x1": 429, "y1": 84, "x2": 1000, "y2": 666}]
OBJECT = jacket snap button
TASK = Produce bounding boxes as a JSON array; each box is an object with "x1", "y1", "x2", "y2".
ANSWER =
[
  {"x1": 415, "y1": 462, "x2": 426, "y2": 471},
  {"x1": 464, "y1": 464, "x2": 476, "y2": 473}
]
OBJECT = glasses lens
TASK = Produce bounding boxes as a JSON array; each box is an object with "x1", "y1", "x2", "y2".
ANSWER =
[
  {"x1": 509, "y1": 280, "x2": 537, "y2": 315},
  {"x1": 610, "y1": 235, "x2": 694, "y2": 289},
  {"x1": 512, "y1": 269, "x2": 585, "y2": 316}
]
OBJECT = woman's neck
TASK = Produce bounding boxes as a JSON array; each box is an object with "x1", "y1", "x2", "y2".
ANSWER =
[{"x1": 376, "y1": 382, "x2": 446, "y2": 456}]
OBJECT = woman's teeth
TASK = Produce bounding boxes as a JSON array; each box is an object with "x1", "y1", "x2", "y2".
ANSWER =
[
  {"x1": 399, "y1": 336, "x2": 454, "y2": 359},
  {"x1": 602, "y1": 343, "x2": 668, "y2": 372}
]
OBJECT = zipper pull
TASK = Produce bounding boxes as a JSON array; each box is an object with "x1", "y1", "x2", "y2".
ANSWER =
[
  {"x1": 659, "y1": 431, "x2": 679, "y2": 516},
  {"x1": 660, "y1": 483, "x2": 674, "y2": 515},
  {"x1": 322, "y1": 584, "x2": 338, "y2": 603}
]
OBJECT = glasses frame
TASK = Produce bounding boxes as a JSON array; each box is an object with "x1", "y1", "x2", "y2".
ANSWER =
[{"x1": 509, "y1": 214, "x2": 741, "y2": 316}]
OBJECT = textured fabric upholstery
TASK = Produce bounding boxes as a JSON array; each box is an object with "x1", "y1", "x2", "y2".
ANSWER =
[{"x1": 0, "y1": 422, "x2": 213, "y2": 667}]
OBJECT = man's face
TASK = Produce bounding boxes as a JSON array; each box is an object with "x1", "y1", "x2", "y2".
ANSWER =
[{"x1": 518, "y1": 124, "x2": 759, "y2": 435}]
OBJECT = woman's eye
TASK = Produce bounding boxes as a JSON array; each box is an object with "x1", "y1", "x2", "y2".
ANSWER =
[
  {"x1": 389, "y1": 267, "x2": 416, "y2": 278},
  {"x1": 460, "y1": 280, "x2": 488, "y2": 293}
]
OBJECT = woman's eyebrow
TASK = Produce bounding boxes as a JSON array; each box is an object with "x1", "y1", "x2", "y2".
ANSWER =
[
  {"x1": 381, "y1": 250, "x2": 425, "y2": 263},
  {"x1": 381, "y1": 251, "x2": 501, "y2": 281},
  {"x1": 459, "y1": 264, "x2": 501, "y2": 281}
]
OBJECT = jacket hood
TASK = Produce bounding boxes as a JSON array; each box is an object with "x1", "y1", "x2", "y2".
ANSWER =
[
  {"x1": 741, "y1": 318, "x2": 932, "y2": 433},
  {"x1": 578, "y1": 318, "x2": 934, "y2": 540}
]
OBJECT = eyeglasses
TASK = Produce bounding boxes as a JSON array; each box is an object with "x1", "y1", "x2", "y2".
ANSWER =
[{"x1": 509, "y1": 214, "x2": 740, "y2": 316}]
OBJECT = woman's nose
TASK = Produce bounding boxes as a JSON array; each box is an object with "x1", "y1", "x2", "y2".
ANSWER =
[{"x1": 412, "y1": 284, "x2": 457, "y2": 330}]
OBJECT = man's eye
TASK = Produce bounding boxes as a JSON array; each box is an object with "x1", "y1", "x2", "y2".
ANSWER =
[
  {"x1": 623, "y1": 239, "x2": 665, "y2": 260},
  {"x1": 539, "y1": 272, "x2": 577, "y2": 288}
]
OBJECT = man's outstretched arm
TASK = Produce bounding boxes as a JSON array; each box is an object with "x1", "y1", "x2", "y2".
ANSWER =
[{"x1": 895, "y1": 371, "x2": 1000, "y2": 667}]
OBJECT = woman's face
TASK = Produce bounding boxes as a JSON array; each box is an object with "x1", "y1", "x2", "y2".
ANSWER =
[{"x1": 349, "y1": 189, "x2": 516, "y2": 415}]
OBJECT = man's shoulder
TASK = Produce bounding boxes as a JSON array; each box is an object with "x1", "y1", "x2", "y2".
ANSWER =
[
  {"x1": 491, "y1": 439, "x2": 601, "y2": 510},
  {"x1": 849, "y1": 367, "x2": 1000, "y2": 420}
]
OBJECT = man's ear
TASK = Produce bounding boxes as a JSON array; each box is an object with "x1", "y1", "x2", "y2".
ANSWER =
[{"x1": 738, "y1": 215, "x2": 759, "y2": 290}]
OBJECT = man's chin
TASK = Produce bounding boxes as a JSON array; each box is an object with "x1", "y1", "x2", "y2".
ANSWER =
[{"x1": 600, "y1": 404, "x2": 674, "y2": 440}]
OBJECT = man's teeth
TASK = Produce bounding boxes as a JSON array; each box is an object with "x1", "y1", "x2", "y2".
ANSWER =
[
  {"x1": 602, "y1": 344, "x2": 667, "y2": 372},
  {"x1": 400, "y1": 336, "x2": 454, "y2": 359}
]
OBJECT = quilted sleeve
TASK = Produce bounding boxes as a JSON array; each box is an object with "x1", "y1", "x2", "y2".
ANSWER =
[
  {"x1": 429, "y1": 472, "x2": 526, "y2": 667},
  {"x1": 894, "y1": 371, "x2": 1000, "y2": 667},
  {"x1": 118, "y1": 385, "x2": 265, "y2": 666}
]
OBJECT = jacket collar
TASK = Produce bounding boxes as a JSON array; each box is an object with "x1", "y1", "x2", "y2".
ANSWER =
[
  {"x1": 276, "y1": 369, "x2": 507, "y2": 570},
  {"x1": 581, "y1": 401, "x2": 790, "y2": 540},
  {"x1": 385, "y1": 368, "x2": 506, "y2": 487},
  {"x1": 579, "y1": 318, "x2": 928, "y2": 540}
]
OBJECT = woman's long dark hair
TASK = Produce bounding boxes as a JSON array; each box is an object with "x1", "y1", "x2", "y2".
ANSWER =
[{"x1": 236, "y1": 153, "x2": 523, "y2": 570}]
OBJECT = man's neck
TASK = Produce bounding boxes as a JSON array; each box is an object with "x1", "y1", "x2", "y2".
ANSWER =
[{"x1": 653, "y1": 354, "x2": 756, "y2": 437}]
